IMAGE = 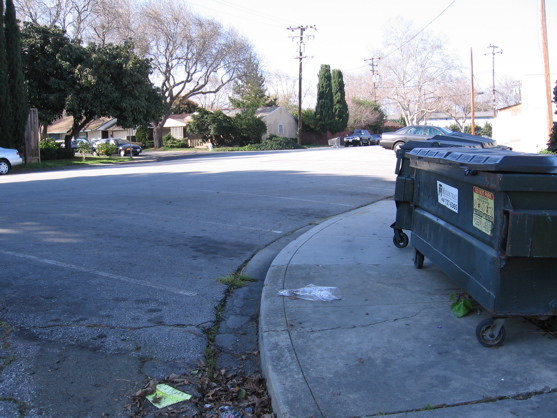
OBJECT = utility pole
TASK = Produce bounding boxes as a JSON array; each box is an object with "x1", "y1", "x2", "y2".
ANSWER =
[
  {"x1": 470, "y1": 48, "x2": 476, "y2": 135},
  {"x1": 485, "y1": 44, "x2": 502, "y2": 116},
  {"x1": 287, "y1": 25, "x2": 316, "y2": 145},
  {"x1": 540, "y1": 0, "x2": 553, "y2": 142},
  {"x1": 365, "y1": 57, "x2": 381, "y2": 101}
]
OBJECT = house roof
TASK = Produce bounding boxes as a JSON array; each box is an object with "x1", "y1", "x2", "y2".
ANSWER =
[
  {"x1": 47, "y1": 116, "x2": 117, "y2": 134},
  {"x1": 164, "y1": 114, "x2": 194, "y2": 128},
  {"x1": 428, "y1": 111, "x2": 494, "y2": 119},
  {"x1": 220, "y1": 106, "x2": 280, "y2": 118}
]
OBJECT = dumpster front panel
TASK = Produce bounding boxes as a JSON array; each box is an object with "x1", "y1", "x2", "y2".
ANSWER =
[{"x1": 410, "y1": 168, "x2": 508, "y2": 250}]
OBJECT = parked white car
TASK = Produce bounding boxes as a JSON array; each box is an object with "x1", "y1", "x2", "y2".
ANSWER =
[{"x1": 0, "y1": 147, "x2": 23, "y2": 174}]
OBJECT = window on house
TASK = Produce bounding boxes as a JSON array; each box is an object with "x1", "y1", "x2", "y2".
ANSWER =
[{"x1": 278, "y1": 124, "x2": 284, "y2": 135}]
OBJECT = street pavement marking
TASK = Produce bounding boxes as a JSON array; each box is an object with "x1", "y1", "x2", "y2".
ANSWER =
[{"x1": 0, "y1": 250, "x2": 197, "y2": 297}]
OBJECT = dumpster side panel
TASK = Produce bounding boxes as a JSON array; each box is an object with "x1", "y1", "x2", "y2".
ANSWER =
[
  {"x1": 506, "y1": 210, "x2": 557, "y2": 257},
  {"x1": 411, "y1": 169, "x2": 508, "y2": 251},
  {"x1": 497, "y1": 257, "x2": 557, "y2": 315}
]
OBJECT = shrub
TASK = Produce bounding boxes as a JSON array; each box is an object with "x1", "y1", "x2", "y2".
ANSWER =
[
  {"x1": 95, "y1": 142, "x2": 117, "y2": 156},
  {"x1": 242, "y1": 135, "x2": 303, "y2": 151},
  {"x1": 40, "y1": 148, "x2": 58, "y2": 160},
  {"x1": 548, "y1": 122, "x2": 557, "y2": 152},
  {"x1": 163, "y1": 134, "x2": 189, "y2": 148},
  {"x1": 57, "y1": 148, "x2": 74, "y2": 159},
  {"x1": 40, "y1": 138, "x2": 60, "y2": 149},
  {"x1": 135, "y1": 125, "x2": 151, "y2": 147}
]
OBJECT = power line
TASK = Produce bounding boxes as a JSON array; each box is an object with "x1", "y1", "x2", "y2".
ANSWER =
[{"x1": 382, "y1": 0, "x2": 457, "y2": 60}]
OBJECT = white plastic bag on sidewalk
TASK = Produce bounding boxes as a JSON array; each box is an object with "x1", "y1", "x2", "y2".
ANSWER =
[{"x1": 278, "y1": 284, "x2": 341, "y2": 302}]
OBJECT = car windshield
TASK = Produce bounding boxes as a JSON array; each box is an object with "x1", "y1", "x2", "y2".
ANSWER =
[{"x1": 113, "y1": 139, "x2": 128, "y2": 145}]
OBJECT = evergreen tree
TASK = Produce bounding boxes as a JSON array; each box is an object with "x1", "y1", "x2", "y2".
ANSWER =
[
  {"x1": 0, "y1": 0, "x2": 10, "y2": 148},
  {"x1": 315, "y1": 64, "x2": 334, "y2": 133},
  {"x1": 5, "y1": 0, "x2": 28, "y2": 150},
  {"x1": 229, "y1": 53, "x2": 276, "y2": 108},
  {"x1": 548, "y1": 81, "x2": 557, "y2": 152},
  {"x1": 331, "y1": 69, "x2": 348, "y2": 134}
]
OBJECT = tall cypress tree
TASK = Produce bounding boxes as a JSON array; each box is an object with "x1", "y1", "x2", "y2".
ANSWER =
[
  {"x1": 5, "y1": 0, "x2": 28, "y2": 150},
  {"x1": 315, "y1": 64, "x2": 334, "y2": 133},
  {"x1": 331, "y1": 69, "x2": 348, "y2": 134},
  {"x1": 0, "y1": 0, "x2": 11, "y2": 148}
]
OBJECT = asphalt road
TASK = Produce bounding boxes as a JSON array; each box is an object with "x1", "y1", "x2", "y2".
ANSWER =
[{"x1": 0, "y1": 146, "x2": 398, "y2": 417}]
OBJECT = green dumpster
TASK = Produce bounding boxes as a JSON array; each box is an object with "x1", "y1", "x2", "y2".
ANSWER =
[
  {"x1": 391, "y1": 133, "x2": 505, "y2": 248},
  {"x1": 405, "y1": 147, "x2": 557, "y2": 347}
]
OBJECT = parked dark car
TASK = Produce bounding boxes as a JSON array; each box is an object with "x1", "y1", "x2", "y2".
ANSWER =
[
  {"x1": 344, "y1": 129, "x2": 377, "y2": 146},
  {"x1": 92, "y1": 138, "x2": 142, "y2": 157},
  {"x1": 379, "y1": 125, "x2": 453, "y2": 151}
]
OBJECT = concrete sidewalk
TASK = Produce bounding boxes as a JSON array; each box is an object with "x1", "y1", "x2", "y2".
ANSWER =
[{"x1": 260, "y1": 200, "x2": 557, "y2": 417}]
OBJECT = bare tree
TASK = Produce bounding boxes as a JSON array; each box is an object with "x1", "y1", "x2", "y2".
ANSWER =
[
  {"x1": 265, "y1": 70, "x2": 316, "y2": 114},
  {"x1": 377, "y1": 18, "x2": 457, "y2": 125},
  {"x1": 137, "y1": 0, "x2": 254, "y2": 147},
  {"x1": 81, "y1": 0, "x2": 138, "y2": 45},
  {"x1": 16, "y1": 0, "x2": 135, "y2": 43},
  {"x1": 496, "y1": 75, "x2": 522, "y2": 108},
  {"x1": 434, "y1": 75, "x2": 472, "y2": 130}
]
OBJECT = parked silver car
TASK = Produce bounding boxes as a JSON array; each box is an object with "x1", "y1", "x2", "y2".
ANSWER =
[
  {"x1": 0, "y1": 146, "x2": 23, "y2": 174},
  {"x1": 379, "y1": 125, "x2": 453, "y2": 151}
]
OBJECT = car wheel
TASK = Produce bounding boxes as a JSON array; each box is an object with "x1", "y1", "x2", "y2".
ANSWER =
[
  {"x1": 0, "y1": 159, "x2": 10, "y2": 175},
  {"x1": 393, "y1": 141, "x2": 405, "y2": 152},
  {"x1": 119, "y1": 149, "x2": 126, "y2": 157}
]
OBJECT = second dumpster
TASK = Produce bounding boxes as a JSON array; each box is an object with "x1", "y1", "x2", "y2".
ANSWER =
[
  {"x1": 391, "y1": 133, "x2": 508, "y2": 248},
  {"x1": 405, "y1": 147, "x2": 557, "y2": 347}
]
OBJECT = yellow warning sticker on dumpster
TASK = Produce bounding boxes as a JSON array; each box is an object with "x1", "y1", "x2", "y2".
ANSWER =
[{"x1": 473, "y1": 186, "x2": 494, "y2": 235}]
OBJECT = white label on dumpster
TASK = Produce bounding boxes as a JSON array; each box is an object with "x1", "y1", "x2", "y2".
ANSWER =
[
  {"x1": 473, "y1": 186, "x2": 494, "y2": 235},
  {"x1": 437, "y1": 181, "x2": 458, "y2": 213}
]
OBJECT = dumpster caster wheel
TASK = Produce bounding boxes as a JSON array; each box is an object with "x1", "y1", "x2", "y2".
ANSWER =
[
  {"x1": 393, "y1": 231, "x2": 409, "y2": 248},
  {"x1": 413, "y1": 250, "x2": 424, "y2": 269},
  {"x1": 476, "y1": 318, "x2": 506, "y2": 348}
]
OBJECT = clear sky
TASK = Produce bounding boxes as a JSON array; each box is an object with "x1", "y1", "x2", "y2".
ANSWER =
[{"x1": 186, "y1": 0, "x2": 556, "y2": 106}]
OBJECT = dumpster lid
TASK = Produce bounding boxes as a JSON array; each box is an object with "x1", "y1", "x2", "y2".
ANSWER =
[
  {"x1": 401, "y1": 132, "x2": 504, "y2": 152},
  {"x1": 408, "y1": 147, "x2": 557, "y2": 174}
]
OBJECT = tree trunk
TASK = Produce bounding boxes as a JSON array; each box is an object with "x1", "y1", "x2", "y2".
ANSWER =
[{"x1": 153, "y1": 123, "x2": 163, "y2": 149}]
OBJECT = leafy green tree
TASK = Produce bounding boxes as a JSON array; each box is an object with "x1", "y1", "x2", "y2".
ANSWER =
[
  {"x1": 548, "y1": 82, "x2": 557, "y2": 152},
  {"x1": 21, "y1": 23, "x2": 78, "y2": 138},
  {"x1": 5, "y1": 0, "x2": 28, "y2": 150},
  {"x1": 135, "y1": 125, "x2": 152, "y2": 147},
  {"x1": 331, "y1": 69, "x2": 348, "y2": 133},
  {"x1": 64, "y1": 42, "x2": 165, "y2": 148},
  {"x1": 187, "y1": 109, "x2": 234, "y2": 146},
  {"x1": 229, "y1": 53, "x2": 276, "y2": 108},
  {"x1": 170, "y1": 98, "x2": 199, "y2": 114},
  {"x1": 231, "y1": 108, "x2": 267, "y2": 146},
  {"x1": 299, "y1": 108, "x2": 319, "y2": 133},
  {"x1": 0, "y1": 0, "x2": 9, "y2": 148},
  {"x1": 481, "y1": 121, "x2": 492, "y2": 138},
  {"x1": 315, "y1": 64, "x2": 334, "y2": 133}
]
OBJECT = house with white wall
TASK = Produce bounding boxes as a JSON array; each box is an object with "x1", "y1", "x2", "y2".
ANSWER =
[{"x1": 492, "y1": 74, "x2": 557, "y2": 152}]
